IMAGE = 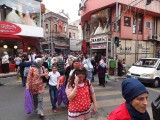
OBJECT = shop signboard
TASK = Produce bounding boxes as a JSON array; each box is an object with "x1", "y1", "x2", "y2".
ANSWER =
[
  {"x1": 90, "y1": 36, "x2": 107, "y2": 44},
  {"x1": 91, "y1": 45, "x2": 106, "y2": 49},
  {"x1": 0, "y1": 22, "x2": 21, "y2": 34}
]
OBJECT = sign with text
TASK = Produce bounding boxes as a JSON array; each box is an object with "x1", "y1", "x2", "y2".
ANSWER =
[
  {"x1": 90, "y1": 36, "x2": 107, "y2": 44},
  {"x1": 0, "y1": 22, "x2": 21, "y2": 34}
]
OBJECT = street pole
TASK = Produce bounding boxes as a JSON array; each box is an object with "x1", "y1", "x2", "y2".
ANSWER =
[{"x1": 114, "y1": 0, "x2": 119, "y2": 75}]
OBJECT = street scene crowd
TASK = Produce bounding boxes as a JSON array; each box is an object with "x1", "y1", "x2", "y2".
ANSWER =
[{"x1": 0, "y1": 51, "x2": 156, "y2": 120}]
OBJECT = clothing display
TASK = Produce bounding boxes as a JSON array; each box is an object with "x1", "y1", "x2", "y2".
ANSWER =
[
  {"x1": 94, "y1": 21, "x2": 103, "y2": 35},
  {"x1": 103, "y1": 24, "x2": 110, "y2": 33},
  {"x1": 5, "y1": 8, "x2": 22, "y2": 24},
  {"x1": 23, "y1": 12, "x2": 36, "y2": 26}
]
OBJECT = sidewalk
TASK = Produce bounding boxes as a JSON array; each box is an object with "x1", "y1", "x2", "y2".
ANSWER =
[{"x1": 0, "y1": 72, "x2": 17, "y2": 78}]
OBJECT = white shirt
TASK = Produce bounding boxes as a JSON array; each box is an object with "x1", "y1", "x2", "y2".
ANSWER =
[{"x1": 48, "y1": 71, "x2": 60, "y2": 86}]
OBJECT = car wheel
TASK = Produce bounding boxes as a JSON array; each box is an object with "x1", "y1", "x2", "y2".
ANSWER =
[{"x1": 153, "y1": 78, "x2": 159, "y2": 88}]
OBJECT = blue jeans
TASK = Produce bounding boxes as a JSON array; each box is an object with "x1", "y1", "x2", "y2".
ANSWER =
[{"x1": 49, "y1": 85, "x2": 58, "y2": 109}]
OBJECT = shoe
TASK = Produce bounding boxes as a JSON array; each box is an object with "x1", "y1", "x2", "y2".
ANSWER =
[
  {"x1": 53, "y1": 109, "x2": 57, "y2": 113},
  {"x1": 103, "y1": 84, "x2": 105, "y2": 87},
  {"x1": 39, "y1": 113, "x2": 45, "y2": 118},
  {"x1": 0, "y1": 82, "x2": 4, "y2": 86}
]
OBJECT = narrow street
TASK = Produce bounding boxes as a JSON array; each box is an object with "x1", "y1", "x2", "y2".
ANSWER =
[{"x1": 0, "y1": 76, "x2": 159, "y2": 120}]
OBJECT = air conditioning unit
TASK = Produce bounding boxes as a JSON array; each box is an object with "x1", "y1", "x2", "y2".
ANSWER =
[
  {"x1": 148, "y1": 35, "x2": 153, "y2": 40},
  {"x1": 154, "y1": 35, "x2": 158, "y2": 40}
]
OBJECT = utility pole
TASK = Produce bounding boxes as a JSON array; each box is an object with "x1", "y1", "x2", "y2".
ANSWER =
[{"x1": 114, "y1": 0, "x2": 119, "y2": 75}]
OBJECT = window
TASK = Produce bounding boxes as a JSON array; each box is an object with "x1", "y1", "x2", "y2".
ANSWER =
[
  {"x1": 73, "y1": 33, "x2": 75, "y2": 38},
  {"x1": 124, "y1": 16, "x2": 131, "y2": 27},
  {"x1": 146, "y1": 21, "x2": 151, "y2": 29},
  {"x1": 54, "y1": 24, "x2": 57, "y2": 33},
  {"x1": 133, "y1": 15, "x2": 136, "y2": 33},
  {"x1": 138, "y1": 15, "x2": 143, "y2": 34},
  {"x1": 69, "y1": 32, "x2": 71, "y2": 38}
]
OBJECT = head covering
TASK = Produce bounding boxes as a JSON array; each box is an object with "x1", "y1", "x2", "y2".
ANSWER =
[
  {"x1": 122, "y1": 78, "x2": 148, "y2": 103},
  {"x1": 122, "y1": 78, "x2": 150, "y2": 120},
  {"x1": 32, "y1": 58, "x2": 42, "y2": 74}
]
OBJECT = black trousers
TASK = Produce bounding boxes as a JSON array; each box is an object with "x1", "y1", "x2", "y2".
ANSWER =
[
  {"x1": 99, "y1": 77, "x2": 105, "y2": 85},
  {"x1": 2, "y1": 63, "x2": 9, "y2": 73}
]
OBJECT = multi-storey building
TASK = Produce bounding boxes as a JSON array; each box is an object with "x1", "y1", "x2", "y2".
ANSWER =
[
  {"x1": 41, "y1": 11, "x2": 69, "y2": 54},
  {"x1": 79, "y1": 0, "x2": 160, "y2": 66},
  {"x1": 0, "y1": 0, "x2": 44, "y2": 56},
  {"x1": 70, "y1": 19, "x2": 83, "y2": 40}
]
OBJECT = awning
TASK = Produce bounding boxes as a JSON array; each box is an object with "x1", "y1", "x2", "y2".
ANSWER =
[
  {"x1": 0, "y1": 34, "x2": 44, "y2": 44},
  {"x1": 53, "y1": 41, "x2": 69, "y2": 47}
]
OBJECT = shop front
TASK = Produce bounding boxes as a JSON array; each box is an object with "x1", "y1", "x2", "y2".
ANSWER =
[
  {"x1": 0, "y1": 0, "x2": 44, "y2": 72},
  {"x1": 90, "y1": 35, "x2": 114, "y2": 61},
  {"x1": 117, "y1": 39, "x2": 155, "y2": 67}
]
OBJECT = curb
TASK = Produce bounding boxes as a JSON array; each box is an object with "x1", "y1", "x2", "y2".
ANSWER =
[{"x1": 0, "y1": 73, "x2": 17, "y2": 78}]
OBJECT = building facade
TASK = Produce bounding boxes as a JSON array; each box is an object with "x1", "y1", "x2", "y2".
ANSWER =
[
  {"x1": 70, "y1": 19, "x2": 83, "y2": 40},
  {"x1": 41, "y1": 11, "x2": 69, "y2": 55},
  {"x1": 0, "y1": 0, "x2": 44, "y2": 56},
  {"x1": 79, "y1": 0, "x2": 160, "y2": 66}
]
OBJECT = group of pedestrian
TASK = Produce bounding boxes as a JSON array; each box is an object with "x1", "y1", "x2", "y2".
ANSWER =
[{"x1": 24, "y1": 52, "x2": 99, "y2": 119}]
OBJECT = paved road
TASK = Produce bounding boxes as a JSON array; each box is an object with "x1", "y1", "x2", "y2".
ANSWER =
[{"x1": 0, "y1": 76, "x2": 159, "y2": 120}]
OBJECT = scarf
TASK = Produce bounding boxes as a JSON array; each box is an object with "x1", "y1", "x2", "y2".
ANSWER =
[
  {"x1": 32, "y1": 61, "x2": 41, "y2": 75},
  {"x1": 126, "y1": 102, "x2": 150, "y2": 120}
]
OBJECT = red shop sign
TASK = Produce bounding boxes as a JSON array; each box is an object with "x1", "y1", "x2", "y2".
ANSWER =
[{"x1": 0, "y1": 22, "x2": 21, "y2": 34}]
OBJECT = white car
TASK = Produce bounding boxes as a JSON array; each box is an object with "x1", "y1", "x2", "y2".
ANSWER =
[{"x1": 126, "y1": 58, "x2": 160, "y2": 87}]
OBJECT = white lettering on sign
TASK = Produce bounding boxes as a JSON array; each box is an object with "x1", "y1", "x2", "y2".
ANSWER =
[
  {"x1": 91, "y1": 45, "x2": 106, "y2": 49},
  {"x1": 0, "y1": 24, "x2": 16, "y2": 30},
  {"x1": 90, "y1": 36, "x2": 107, "y2": 44}
]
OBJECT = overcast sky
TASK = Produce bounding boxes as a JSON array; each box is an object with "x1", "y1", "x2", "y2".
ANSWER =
[{"x1": 42, "y1": 0, "x2": 81, "y2": 23}]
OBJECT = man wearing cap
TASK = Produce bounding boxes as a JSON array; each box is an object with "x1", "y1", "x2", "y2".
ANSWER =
[{"x1": 108, "y1": 78, "x2": 150, "y2": 120}]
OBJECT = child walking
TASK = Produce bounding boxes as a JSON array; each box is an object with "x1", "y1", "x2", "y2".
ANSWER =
[{"x1": 48, "y1": 65, "x2": 60, "y2": 112}]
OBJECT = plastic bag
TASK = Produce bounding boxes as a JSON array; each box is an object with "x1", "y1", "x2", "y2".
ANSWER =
[
  {"x1": 151, "y1": 95, "x2": 160, "y2": 120},
  {"x1": 24, "y1": 89, "x2": 34, "y2": 114},
  {"x1": 57, "y1": 80, "x2": 68, "y2": 106}
]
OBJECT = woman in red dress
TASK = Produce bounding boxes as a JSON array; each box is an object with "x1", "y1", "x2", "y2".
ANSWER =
[{"x1": 66, "y1": 67, "x2": 97, "y2": 120}]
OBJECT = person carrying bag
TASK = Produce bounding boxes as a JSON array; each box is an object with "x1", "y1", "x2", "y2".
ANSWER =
[{"x1": 151, "y1": 95, "x2": 160, "y2": 120}]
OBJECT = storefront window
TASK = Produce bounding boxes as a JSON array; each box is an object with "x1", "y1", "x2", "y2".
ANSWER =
[
  {"x1": 0, "y1": 0, "x2": 41, "y2": 27},
  {"x1": 90, "y1": 8, "x2": 111, "y2": 37}
]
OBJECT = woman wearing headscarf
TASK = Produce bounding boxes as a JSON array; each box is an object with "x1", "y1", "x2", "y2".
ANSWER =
[
  {"x1": 108, "y1": 78, "x2": 150, "y2": 120},
  {"x1": 26, "y1": 58, "x2": 48, "y2": 118},
  {"x1": 2, "y1": 51, "x2": 9, "y2": 73}
]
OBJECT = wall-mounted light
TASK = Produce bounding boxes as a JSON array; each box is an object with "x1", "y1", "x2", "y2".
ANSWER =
[
  {"x1": 28, "y1": 47, "x2": 31, "y2": 50},
  {"x1": 14, "y1": 45, "x2": 18, "y2": 49},
  {"x1": 3, "y1": 45, "x2": 8, "y2": 49}
]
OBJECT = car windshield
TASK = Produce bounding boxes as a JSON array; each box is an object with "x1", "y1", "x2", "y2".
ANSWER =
[{"x1": 134, "y1": 59, "x2": 158, "y2": 68}]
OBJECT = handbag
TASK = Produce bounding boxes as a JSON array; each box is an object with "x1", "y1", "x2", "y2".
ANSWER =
[
  {"x1": 24, "y1": 89, "x2": 34, "y2": 114},
  {"x1": 151, "y1": 95, "x2": 160, "y2": 120}
]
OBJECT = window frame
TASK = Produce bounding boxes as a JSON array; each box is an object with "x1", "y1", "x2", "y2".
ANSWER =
[{"x1": 124, "y1": 16, "x2": 131, "y2": 27}]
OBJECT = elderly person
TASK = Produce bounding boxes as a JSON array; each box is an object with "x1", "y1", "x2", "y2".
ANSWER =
[
  {"x1": 26, "y1": 58, "x2": 48, "y2": 118},
  {"x1": 108, "y1": 78, "x2": 150, "y2": 120},
  {"x1": 2, "y1": 51, "x2": 9, "y2": 73}
]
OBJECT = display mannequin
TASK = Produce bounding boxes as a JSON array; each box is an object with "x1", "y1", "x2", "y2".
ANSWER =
[
  {"x1": 5, "y1": 7, "x2": 22, "y2": 24},
  {"x1": 103, "y1": 18, "x2": 110, "y2": 33},
  {"x1": 94, "y1": 20, "x2": 103, "y2": 35},
  {"x1": 22, "y1": 11, "x2": 36, "y2": 26}
]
